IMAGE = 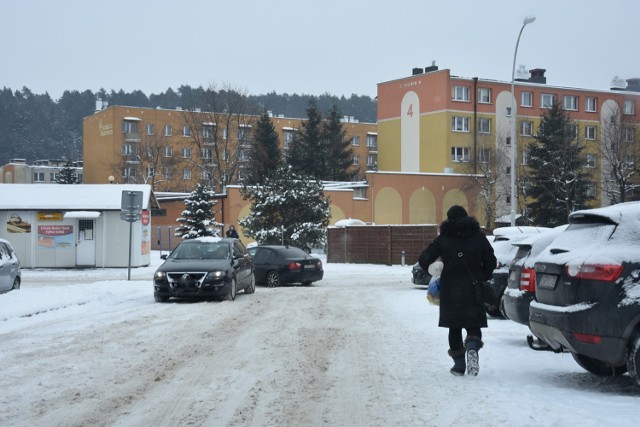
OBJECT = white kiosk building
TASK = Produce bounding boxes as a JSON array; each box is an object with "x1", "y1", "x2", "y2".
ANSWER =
[{"x1": 0, "y1": 184, "x2": 156, "y2": 268}]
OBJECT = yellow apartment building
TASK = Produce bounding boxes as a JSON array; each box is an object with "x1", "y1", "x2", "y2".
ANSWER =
[{"x1": 376, "y1": 65, "x2": 640, "y2": 224}]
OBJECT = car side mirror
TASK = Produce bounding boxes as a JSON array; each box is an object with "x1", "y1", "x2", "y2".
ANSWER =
[{"x1": 160, "y1": 254, "x2": 168, "y2": 260}]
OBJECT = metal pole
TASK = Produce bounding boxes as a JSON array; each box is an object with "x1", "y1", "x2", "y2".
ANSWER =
[
  {"x1": 168, "y1": 226, "x2": 172, "y2": 252},
  {"x1": 510, "y1": 16, "x2": 536, "y2": 226},
  {"x1": 157, "y1": 226, "x2": 162, "y2": 257},
  {"x1": 127, "y1": 219, "x2": 133, "y2": 280}
]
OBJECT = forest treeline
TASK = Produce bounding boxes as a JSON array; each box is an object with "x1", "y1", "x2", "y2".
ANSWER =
[{"x1": 0, "y1": 85, "x2": 377, "y2": 166}]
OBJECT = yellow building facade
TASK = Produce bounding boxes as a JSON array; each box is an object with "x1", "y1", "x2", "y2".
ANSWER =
[{"x1": 377, "y1": 66, "x2": 640, "y2": 224}]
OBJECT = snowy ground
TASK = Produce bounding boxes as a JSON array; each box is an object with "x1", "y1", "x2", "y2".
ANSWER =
[{"x1": 1, "y1": 251, "x2": 638, "y2": 427}]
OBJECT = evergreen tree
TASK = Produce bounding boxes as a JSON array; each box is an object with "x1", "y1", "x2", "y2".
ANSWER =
[
  {"x1": 323, "y1": 104, "x2": 355, "y2": 181},
  {"x1": 175, "y1": 184, "x2": 222, "y2": 239},
  {"x1": 240, "y1": 164, "x2": 330, "y2": 250},
  {"x1": 56, "y1": 159, "x2": 78, "y2": 184},
  {"x1": 244, "y1": 112, "x2": 282, "y2": 185},
  {"x1": 526, "y1": 103, "x2": 590, "y2": 226},
  {"x1": 287, "y1": 99, "x2": 326, "y2": 179}
]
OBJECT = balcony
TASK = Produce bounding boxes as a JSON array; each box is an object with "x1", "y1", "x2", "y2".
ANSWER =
[{"x1": 124, "y1": 132, "x2": 141, "y2": 142}]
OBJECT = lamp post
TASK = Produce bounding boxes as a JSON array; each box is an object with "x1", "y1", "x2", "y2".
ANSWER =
[{"x1": 510, "y1": 16, "x2": 535, "y2": 226}]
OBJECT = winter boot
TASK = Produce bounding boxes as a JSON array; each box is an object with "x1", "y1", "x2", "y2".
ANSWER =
[
  {"x1": 465, "y1": 336, "x2": 484, "y2": 376},
  {"x1": 448, "y1": 348, "x2": 466, "y2": 376}
]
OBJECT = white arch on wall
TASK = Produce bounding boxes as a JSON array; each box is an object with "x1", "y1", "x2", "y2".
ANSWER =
[{"x1": 401, "y1": 91, "x2": 420, "y2": 172}]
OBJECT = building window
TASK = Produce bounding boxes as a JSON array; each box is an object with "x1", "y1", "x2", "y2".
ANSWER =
[
  {"x1": 202, "y1": 126, "x2": 214, "y2": 141},
  {"x1": 478, "y1": 88, "x2": 492, "y2": 104},
  {"x1": 201, "y1": 170, "x2": 211, "y2": 181},
  {"x1": 585, "y1": 153, "x2": 596, "y2": 168},
  {"x1": 222, "y1": 128, "x2": 228, "y2": 140},
  {"x1": 452, "y1": 116, "x2": 470, "y2": 132},
  {"x1": 366, "y1": 134, "x2": 377, "y2": 148},
  {"x1": 283, "y1": 130, "x2": 294, "y2": 150},
  {"x1": 237, "y1": 128, "x2": 249, "y2": 141},
  {"x1": 33, "y1": 172, "x2": 45, "y2": 182},
  {"x1": 164, "y1": 167, "x2": 173, "y2": 179},
  {"x1": 585, "y1": 126, "x2": 597, "y2": 140},
  {"x1": 563, "y1": 95, "x2": 578, "y2": 111},
  {"x1": 451, "y1": 147, "x2": 470, "y2": 162},
  {"x1": 521, "y1": 92, "x2": 533, "y2": 107},
  {"x1": 146, "y1": 123, "x2": 155, "y2": 135},
  {"x1": 366, "y1": 154, "x2": 377, "y2": 167},
  {"x1": 122, "y1": 121, "x2": 138, "y2": 134},
  {"x1": 147, "y1": 167, "x2": 155, "y2": 178},
  {"x1": 541, "y1": 94, "x2": 556, "y2": 109},
  {"x1": 477, "y1": 118, "x2": 491, "y2": 134},
  {"x1": 164, "y1": 146, "x2": 173, "y2": 157},
  {"x1": 352, "y1": 135, "x2": 360, "y2": 146},
  {"x1": 520, "y1": 121, "x2": 533, "y2": 136},
  {"x1": 506, "y1": 136, "x2": 511, "y2": 146},
  {"x1": 201, "y1": 148, "x2": 212, "y2": 160},
  {"x1": 183, "y1": 126, "x2": 191, "y2": 137},
  {"x1": 164, "y1": 124, "x2": 172, "y2": 136},
  {"x1": 624, "y1": 100, "x2": 635, "y2": 115},
  {"x1": 521, "y1": 149, "x2": 528, "y2": 165},
  {"x1": 623, "y1": 127, "x2": 635, "y2": 143},
  {"x1": 182, "y1": 148, "x2": 191, "y2": 158},
  {"x1": 122, "y1": 167, "x2": 136, "y2": 178},
  {"x1": 183, "y1": 169, "x2": 192, "y2": 180},
  {"x1": 566, "y1": 125, "x2": 578, "y2": 140},
  {"x1": 121, "y1": 144, "x2": 135, "y2": 155},
  {"x1": 585, "y1": 97, "x2": 597, "y2": 112},
  {"x1": 586, "y1": 181, "x2": 596, "y2": 198},
  {"x1": 477, "y1": 148, "x2": 491, "y2": 163},
  {"x1": 506, "y1": 166, "x2": 511, "y2": 176},
  {"x1": 353, "y1": 154, "x2": 360, "y2": 166},
  {"x1": 452, "y1": 86, "x2": 470, "y2": 101},
  {"x1": 506, "y1": 107, "x2": 512, "y2": 117}
]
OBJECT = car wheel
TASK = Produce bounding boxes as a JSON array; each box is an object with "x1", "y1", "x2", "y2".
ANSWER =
[
  {"x1": 225, "y1": 278, "x2": 236, "y2": 301},
  {"x1": 266, "y1": 271, "x2": 280, "y2": 288},
  {"x1": 154, "y1": 293, "x2": 168, "y2": 303},
  {"x1": 627, "y1": 333, "x2": 640, "y2": 386},
  {"x1": 245, "y1": 274, "x2": 256, "y2": 294},
  {"x1": 11, "y1": 277, "x2": 20, "y2": 290},
  {"x1": 302, "y1": 281, "x2": 312, "y2": 286},
  {"x1": 571, "y1": 352, "x2": 627, "y2": 376}
]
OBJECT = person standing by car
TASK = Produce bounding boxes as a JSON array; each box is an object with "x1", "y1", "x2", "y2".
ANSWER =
[
  {"x1": 418, "y1": 205, "x2": 496, "y2": 376},
  {"x1": 225, "y1": 225, "x2": 239, "y2": 239}
]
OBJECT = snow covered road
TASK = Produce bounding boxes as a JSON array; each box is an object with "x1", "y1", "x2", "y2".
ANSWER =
[{"x1": 1, "y1": 255, "x2": 639, "y2": 426}]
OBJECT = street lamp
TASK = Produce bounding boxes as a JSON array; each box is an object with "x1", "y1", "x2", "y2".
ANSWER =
[{"x1": 510, "y1": 16, "x2": 536, "y2": 226}]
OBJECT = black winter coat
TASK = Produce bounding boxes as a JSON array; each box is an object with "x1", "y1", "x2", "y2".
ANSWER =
[{"x1": 418, "y1": 216, "x2": 496, "y2": 329}]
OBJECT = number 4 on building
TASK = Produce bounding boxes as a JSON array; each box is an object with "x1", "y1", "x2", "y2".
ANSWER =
[{"x1": 407, "y1": 104, "x2": 413, "y2": 117}]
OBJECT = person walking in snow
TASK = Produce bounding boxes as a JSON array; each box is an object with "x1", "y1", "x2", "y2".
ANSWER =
[
  {"x1": 225, "y1": 225, "x2": 239, "y2": 239},
  {"x1": 418, "y1": 205, "x2": 496, "y2": 376}
]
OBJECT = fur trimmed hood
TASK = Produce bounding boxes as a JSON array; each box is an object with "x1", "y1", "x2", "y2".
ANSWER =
[{"x1": 439, "y1": 216, "x2": 481, "y2": 238}]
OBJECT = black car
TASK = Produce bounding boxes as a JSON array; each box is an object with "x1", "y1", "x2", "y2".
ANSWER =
[
  {"x1": 411, "y1": 262, "x2": 431, "y2": 286},
  {"x1": 503, "y1": 226, "x2": 567, "y2": 326},
  {"x1": 249, "y1": 245, "x2": 323, "y2": 287},
  {"x1": 153, "y1": 237, "x2": 255, "y2": 302},
  {"x1": 529, "y1": 202, "x2": 640, "y2": 386}
]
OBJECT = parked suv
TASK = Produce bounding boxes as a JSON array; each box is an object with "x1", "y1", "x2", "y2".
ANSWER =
[
  {"x1": 529, "y1": 202, "x2": 640, "y2": 386},
  {"x1": 489, "y1": 226, "x2": 549, "y2": 318},
  {"x1": 503, "y1": 226, "x2": 567, "y2": 326}
]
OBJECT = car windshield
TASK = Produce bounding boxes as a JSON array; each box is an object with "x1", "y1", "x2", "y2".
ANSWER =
[{"x1": 168, "y1": 242, "x2": 230, "y2": 260}]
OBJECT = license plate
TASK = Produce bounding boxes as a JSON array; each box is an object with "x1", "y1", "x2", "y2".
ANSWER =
[
  {"x1": 538, "y1": 274, "x2": 557, "y2": 289},
  {"x1": 304, "y1": 264, "x2": 315, "y2": 270}
]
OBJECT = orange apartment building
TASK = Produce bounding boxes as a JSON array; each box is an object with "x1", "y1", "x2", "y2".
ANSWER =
[{"x1": 376, "y1": 65, "x2": 640, "y2": 225}]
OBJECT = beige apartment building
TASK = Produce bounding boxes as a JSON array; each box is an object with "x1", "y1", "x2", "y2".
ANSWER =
[{"x1": 82, "y1": 104, "x2": 377, "y2": 192}]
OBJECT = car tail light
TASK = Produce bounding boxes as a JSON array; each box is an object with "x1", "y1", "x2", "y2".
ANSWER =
[
  {"x1": 573, "y1": 332, "x2": 602, "y2": 344},
  {"x1": 564, "y1": 264, "x2": 624, "y2": 282},
  {"x1": 519, "y1": 268, "x2": 536, "y2": 292},
  {"x1": 317, "y1": 260, "x2": 323, "y2": 270},
  {"x1": 288, "y1": 262, "x2": 301, "y2": 271}
]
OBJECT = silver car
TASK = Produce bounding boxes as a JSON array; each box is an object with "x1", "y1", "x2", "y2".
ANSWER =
[{"x1": 0, "y1": 238, "x2": 21, "y2": 293}]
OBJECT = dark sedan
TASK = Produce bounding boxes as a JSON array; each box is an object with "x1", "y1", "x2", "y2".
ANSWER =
[
  {"x1": 249, "y1": 245, "x2": 323, "y2": 287},
  {"x1": 411, "y1": 262, "x2": 431, "y2": 287},
  {"x1": 153, "y1": 237, "x2": 255, "y2": 302}
]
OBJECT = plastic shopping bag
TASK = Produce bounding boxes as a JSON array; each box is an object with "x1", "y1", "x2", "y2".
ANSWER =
[{"x1": 427, "y1": 277, "x2": 440, "y2": 305}]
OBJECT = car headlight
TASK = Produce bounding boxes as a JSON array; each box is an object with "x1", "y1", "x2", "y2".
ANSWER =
[
  {"x1": 154, "y1": 271, "x2": 166, "y2": 281},
  {"x1": 206, "y1": 271, "x2": 227, "y2": 280}
]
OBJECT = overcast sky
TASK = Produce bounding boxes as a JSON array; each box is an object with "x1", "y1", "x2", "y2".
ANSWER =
[{"x1": 2, "y1": 0, "x2": 639, "y2": 101}]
